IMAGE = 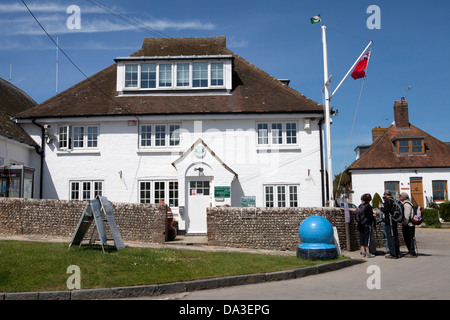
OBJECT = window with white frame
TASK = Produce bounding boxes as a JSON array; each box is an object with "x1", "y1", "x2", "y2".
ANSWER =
[
  {"x1": 123, "y1": 61, "x2": 225, "y2": 90},
  {"x1": 70, "y1": 180, "x2": 103, "y2": 201},
  {"x1": 264, "y1": 184, "x2": 299, "y2": 207},
  {"x1": 125, "y1": 64, "x2": 138, "y2": 88},
  {"x1": 257, "y1": 122, "x2": 298, "y2": 146},
  {"x1": 139, "y1": 123, "x2": 181, "y2": 149},
  {"x1": 58, "y1": 125, "x2": 99, "y2": 151},
  {"x1": 139, "y1": 180, "x2": 179, "y2": 207}
]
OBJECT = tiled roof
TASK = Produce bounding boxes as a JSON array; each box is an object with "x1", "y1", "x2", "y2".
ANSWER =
[
  {"x1": 0, "y1": 78, "x2": 38, "y2": 146},
  {"x1": 347, "y1": 124, "x2": 450, "y2": 170},
  {"x1": 16, "y1": 37, "x2": 323, "y2": 119}
]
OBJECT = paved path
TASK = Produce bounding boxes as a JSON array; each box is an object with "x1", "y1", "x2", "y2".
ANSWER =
[{"x1": 154, "y1": 228, "x2": 450, "y2": 300}]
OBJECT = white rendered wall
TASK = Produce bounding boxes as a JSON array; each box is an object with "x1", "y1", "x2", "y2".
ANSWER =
[
  {"x1": 349, "y1": 168, "x2": 450, "y2": 206},
  {"x1": 21, "y1": 114, "x2": 324, "y2": 209}
]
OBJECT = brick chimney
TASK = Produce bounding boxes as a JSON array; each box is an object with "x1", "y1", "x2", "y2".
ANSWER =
[
  {"x1": 394, "y1": 97, "x2": 409, "y2": 129},
  {"x1": 372, "y1": 126, "x2": 388, "y2": 142}
]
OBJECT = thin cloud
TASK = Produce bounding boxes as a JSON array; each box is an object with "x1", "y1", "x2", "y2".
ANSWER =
[
  {"x1": 0, "y1": 2, "x2": 215, "y2": 35},
  {"x1": 0, "y1": 2, "x2": 104, "y2": 13}
]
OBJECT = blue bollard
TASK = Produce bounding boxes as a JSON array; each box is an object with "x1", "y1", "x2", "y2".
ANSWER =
[{"x1": 297, "y1": 216, "x2": 338, "y2": 260}]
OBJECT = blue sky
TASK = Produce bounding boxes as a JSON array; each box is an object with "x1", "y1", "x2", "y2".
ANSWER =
[{"x1": 1, "y1": 0, "x2": 449, "y2": 177}]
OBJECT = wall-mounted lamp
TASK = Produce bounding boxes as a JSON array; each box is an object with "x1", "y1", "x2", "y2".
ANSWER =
[
  {"x1": 304, "y1": 119, "x2": 311, "y2": 130},
  {"x1": 194, "y1": 167, "x2": 204, "y2": 173}
]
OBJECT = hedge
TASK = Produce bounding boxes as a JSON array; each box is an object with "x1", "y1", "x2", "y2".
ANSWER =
[
  {"x1": 422, "y1": 208, "x2": 441, "y2": 228},
  {"x1": 439, "y1": 201, "x2": 450, "y2": 221}
]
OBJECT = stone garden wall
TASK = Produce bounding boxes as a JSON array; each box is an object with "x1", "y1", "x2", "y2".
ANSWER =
[
  {"x1": 207, "y1": 206, "x2": 390, "y2": 252},
  {"x1": 0, "y1": 198, "x2": 167, "y2": 244}
]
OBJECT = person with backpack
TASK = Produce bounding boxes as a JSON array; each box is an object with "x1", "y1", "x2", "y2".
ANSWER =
[
  {"x1": 356, "y1": 193, "x2": 376, "y2": 258},
  {"x1": 378, "y1": 190, "x2": 400, "y2": 259},
  {"x1": 400, "y1": 192, "x2": 417, "y2": 258}
]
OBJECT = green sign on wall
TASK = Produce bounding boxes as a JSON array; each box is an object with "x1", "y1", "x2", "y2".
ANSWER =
[
  {"x1": 214, "y1": 186, "x2": 231, "y2": 198},
  {"x1": 241, "y1": 196, "x2": 256, "y2": 207}
]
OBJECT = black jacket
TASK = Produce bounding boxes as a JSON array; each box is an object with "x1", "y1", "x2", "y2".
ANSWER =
[
  {"x1": 381, "y1": 197, "x2": 394, "y2": 224},
  {"x1": 362, "y1": 202, "x2": 375, "y2": 226}
]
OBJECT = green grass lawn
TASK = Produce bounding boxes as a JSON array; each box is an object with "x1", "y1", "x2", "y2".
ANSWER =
[{"x1": 0, "y1": 240, "x2": 346, "y2": 292}]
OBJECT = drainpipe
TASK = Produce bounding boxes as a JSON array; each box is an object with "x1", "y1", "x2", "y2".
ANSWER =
[
  {"x1": 32, "y1": 119, "x2": 45, "y2": 199},
  {"x1": 318, "y1": 119, "x2": 326, "y2": 207}
]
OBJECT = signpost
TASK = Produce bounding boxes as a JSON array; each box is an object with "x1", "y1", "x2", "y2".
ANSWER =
[
  {"x1": 337, "y1": 188, "x2": 354, "y2": 251},
  {"x1": 68, "y1": 196, "x2": 125, "y2": 253}
]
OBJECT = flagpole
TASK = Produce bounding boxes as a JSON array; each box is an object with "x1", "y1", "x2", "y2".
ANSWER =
[{"x1": 321, "y1": 25, "x2": 334, "y2": 207}]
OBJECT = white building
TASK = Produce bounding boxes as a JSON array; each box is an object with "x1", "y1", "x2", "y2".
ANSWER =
[
  {"x1": 16, "y1": 37, "x2": 326, "y2": 234},
  {"x1": 347, "y1": 98, "x2": 450, "y2": 208}
]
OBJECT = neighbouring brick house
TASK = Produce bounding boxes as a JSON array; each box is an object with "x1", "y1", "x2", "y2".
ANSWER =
[
  {"x1": 15, "y1": 36, "x2": 327, "y2": 235},
  {"x1": 347, "y1": 98, "x2": 450, "y2": 207}
]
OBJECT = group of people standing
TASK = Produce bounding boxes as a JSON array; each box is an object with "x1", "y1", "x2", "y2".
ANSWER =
[{"x1": 357, "y1": 190, "x2": 417, "y2": 259}]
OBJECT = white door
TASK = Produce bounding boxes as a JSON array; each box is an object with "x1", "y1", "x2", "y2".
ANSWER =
[{"x1": 187, "y1": 179, "x2": 212, "y2": 234}]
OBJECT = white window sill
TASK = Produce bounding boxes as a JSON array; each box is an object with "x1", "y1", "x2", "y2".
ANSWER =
[
  {"x1": 137, "y1": 148, "x2": 183, "y2": 154},
  {"x1": 256, "y1": 145, "x2": 301, "y2": 152},
  {"x1": 56, "y1": 149, "x2": 101, "y2": 155}
]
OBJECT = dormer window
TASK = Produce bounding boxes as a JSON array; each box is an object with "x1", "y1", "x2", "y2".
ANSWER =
[
  {"x1": 395, "y1": 138, "x2": 425, "y2": 155},
  {"x1": 116, "y1": 56, "x2": 232, "y2": 93}
]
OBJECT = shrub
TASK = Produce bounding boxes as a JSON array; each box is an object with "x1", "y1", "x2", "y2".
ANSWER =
[
  {"x1": 372, "y1": 192, "x2": 383, "y2": 209},
  {"x1": 422, "y1": 208, "x2": 441, "y2": 228},
  {"x1": 439, "y1": 201, "x2": 450, "y2": 222}
]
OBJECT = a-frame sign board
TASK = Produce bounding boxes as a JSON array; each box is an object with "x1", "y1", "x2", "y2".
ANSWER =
[
  {"x1": 68, "y1": 196, "x2": 125, "y2": 253},
  {"x1": 97, "y1": 196, "x2": 125, "y2": 250}
]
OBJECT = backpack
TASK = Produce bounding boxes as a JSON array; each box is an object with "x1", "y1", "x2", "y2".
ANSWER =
[
  {"x1": 390, "y1": 198, "x2": 404, "y2": 223},
  {"x1": 355, "y1": 204, "x2": 368, "y2": 225},
  {"x1": 410, "y1": 203, "x2": 423, "y2": 225},
  {"x1": 403, "y1": 200, "x2": 423, "y2": 226}
]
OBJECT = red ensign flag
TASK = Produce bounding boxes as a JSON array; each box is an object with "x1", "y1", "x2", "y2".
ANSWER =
[{"x1": 351, "y1": 52, "x2": 370, "y2": 80}]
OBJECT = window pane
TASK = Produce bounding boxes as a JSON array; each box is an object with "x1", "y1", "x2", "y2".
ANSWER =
[
  {"x1": 140, "y1": 125, "x2": 152, "y2": 147},
  {"x1": 169, "y1": 124, "x2": 180, "y2": 146},
  {"x1": 277, "y1": 186, "x2": 286, "y2": 207},
  {"x1": 159, "y1": 64, "x2": 172, "y2": 87},
  {"x1": 94, "y1": 182, "x2": 102, "y2": 197},
  {"x1": 59, "y1": 126, "x2": 68, "y2": 149},
  {"x1": 398, "y1": 140, "x2": 409, "y2": 154},
  {"x1": 73, "y1": 126, "x2": 84, "y2": 148},
  {"x1": 71, "y1": 182, "x2": 80, "y2": 200},
  {"x1": 258, "y1": 123, "x2": 268, "y2": 145},
  {"x1": 169, "y1": 182, "x2": 178, "y2": 207},
  {"x1": 433, "y1": 181, "x2": 447, "y2": 201},
  {"x1": 286, "y1": 123, "x2": 297, "y2": 144},
  {"x1": 140, "y1": 182, "x2": 151, "y2": 203},
  {"x1": 155, "y1": 125, "x2": 166, "y2": 146},
  {"x1": 385, "y1": 181, "x2": 399, "y2": 199},
  {"x1": 211, "y1": 63, "x2": 223, "y2": 86},
  {"x1": 265, "y1": 186, "x2": 274, "y2": 207},
  {"x1": 177, "y1": 63, "x2": 190, "y2": 87},
  {"x1": 87, "y1": 126, "x2": 98, "y2": 148},
  {"x1": 82, "y1": 182, "x2": 91, "y2": 200},
  {"x1": 193, "y1": 62, "x2": 208, "y2": 87},
  {"x1": 272, "y1": 123, "x2": 282, "y2": 144},
  {"x1": 289, "y1": 185, "x2": 298, "y2": 207},
  {"x1": 125, "y1": 64, "x2": 138, "y2": 88},
  {"x1": 141, "y1": 64, "x2": 156, "y2": 88},
  {"x1": 412, "y1": 139, "x2": 423, "y2": 153},
  {"x1": 154, "y1": 181, "x2": 165, "y2": 203}
]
